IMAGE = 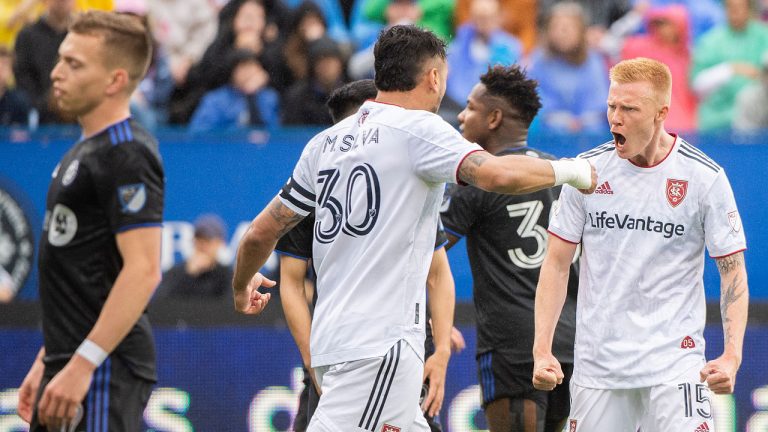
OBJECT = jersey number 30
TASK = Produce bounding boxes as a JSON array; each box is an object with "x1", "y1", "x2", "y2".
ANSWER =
[{"x1": 315, "y1": 165, "x2": 381, "y2": 243}]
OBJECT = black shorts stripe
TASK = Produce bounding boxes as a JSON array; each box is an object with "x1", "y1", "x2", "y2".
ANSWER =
[
  {"x1": 287, "y1": 176, "x2": 316, "y2": 201},
  {"x1": 363, "y1": 344, "x2": 397, "y2": 430},
  {"x1": 278, "y1": 188, "x2": 314, "y2": 213},
  {"x1": 370, "y1": 341, "x2": 402, "y2": 430},
  {"x1": 678, "y1": 148, "x2": 719, "y2": 172},
  {"x1": 359, "y1": 346, "x2": 393, "y2": 428},
  {"x1": 680, "y1": 142, "x2": 719, "y2": 167}
]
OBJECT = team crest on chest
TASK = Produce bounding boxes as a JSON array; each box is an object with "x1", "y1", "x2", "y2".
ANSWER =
[{"x1": 666, "y1": 179, "x2": 688, "y2": 208}]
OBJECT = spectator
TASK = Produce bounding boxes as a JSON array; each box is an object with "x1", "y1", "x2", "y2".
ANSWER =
[
  {"x1": 692, "y1": 0, "x2": 768, "y2": 131},
  {"x1": 282, "y1": 37, "x2": 346, "y2": 125},
  {"x1": 454, "y1": 0, "x2": 538, "y2": 53},
  {"x1": 155, "y1": 214, "x2": 233, "y2": 300},
  {"x1": 280, "y1": 0, "x2": 351, "y2": 45},
  {"x1": 0, "y1": 46, "x2": 30, "y2": 126},
  {"x1": 646, "y1": 0, "x2": 724, "y2": 41},
  {"x1": 538, "y1": 0, "x2": 632, "y2": 44},
  {"x1": 1, "y1": 0, "x2": 113, "y2": 47},
  {"x1": 528, "y1": 2, "x2": 609, "y2": 133},
  {"x1": 168, "y1": 0, "x2": 278, "y2": 124},
  {"x1": 190, "y1": 50, "x2": 280, "y2": 132},
  {"x1": 446, "y1": 0, "x2": 522, "y2": 106},
  {"x1": 13, "y1": 0, "x2": 76, "y2": 124},
  {"x1": 364, "y1": 0, "x2": 455, "y2": 42},
  {"x1": 147, "y1": 0, "x2": 218, "y2": 88},
  {"x1": 621, "y1": 5, "x2": 697, "y2": 132},
  {"x1": 270, "y1": 1, "x2": 333, "y2": 94},
  {"x1": 734, "y1": 52, "x2": 768, "y2": 131}
]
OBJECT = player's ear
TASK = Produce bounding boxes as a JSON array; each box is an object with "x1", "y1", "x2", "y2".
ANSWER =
[
  {"x1": 105, "y1": 68, "x2": 130, "y2": 96},
  {"x1": 656, "y1": 104, "x2": 669, "y2": 123},
  {"x1": 488, "y1": 108, "x2": 503, "y2": 130},
  {"x1": 426, "y1": 67, "x2": 440, "y2": 93}
]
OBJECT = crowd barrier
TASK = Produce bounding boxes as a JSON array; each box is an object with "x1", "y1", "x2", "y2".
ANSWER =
[
  {"x1": 1, "y1": 127, "x2": 766, "y2": 302},
  {"x1": 0, "y1": 322, "x2": 767, "y2": 431}
]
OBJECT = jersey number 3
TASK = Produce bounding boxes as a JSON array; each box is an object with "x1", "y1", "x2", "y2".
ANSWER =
[
  {"x1": 506, "y1": 200, "x2": 580, "y2": 269},
  {"x1": 315, "y1": 165, "x2": 381, "y2": 243}
]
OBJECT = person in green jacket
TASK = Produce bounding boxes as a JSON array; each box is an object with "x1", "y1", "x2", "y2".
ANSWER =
[
  {"x1": 364, "y1": 0, "x2": 455, "y2": 42},
  {"x1": 691, "y1": 0, "x2": 768, "y2": 131}
]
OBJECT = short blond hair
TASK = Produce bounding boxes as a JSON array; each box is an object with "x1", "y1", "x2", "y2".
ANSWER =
[{"x1": 609, "y1": 58, "x2": 672, "y2": 105}]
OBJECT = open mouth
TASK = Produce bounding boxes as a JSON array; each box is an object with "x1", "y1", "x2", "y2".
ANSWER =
[{"x1": 612, "y1": 132, "x2": 626, "y2": 146}]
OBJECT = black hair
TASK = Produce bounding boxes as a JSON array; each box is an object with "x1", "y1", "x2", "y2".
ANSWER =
[
  {"x1": 326, "y1": 79, "x2": 377, "y2": 123},
  {"x1": 226, "y1": 49, "x2": 262, "y2": 78},
  {"x1": 373, "y1": 25, "x2": 446, "y2": 92},
  {"x1": 479, "y1": 65, "x2": 542, "y2": 126}
]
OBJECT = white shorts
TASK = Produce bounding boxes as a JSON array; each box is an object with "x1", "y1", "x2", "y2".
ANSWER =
[
  {"x1": 309, "y1": 340, "x2": 430, "y2": 432},
  {"x1": 566, "y1": 362, "x2": 715, "y2": 432}
]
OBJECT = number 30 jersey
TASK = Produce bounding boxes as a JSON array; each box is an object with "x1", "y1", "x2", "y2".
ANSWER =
[
  {"x1": 550, "y1": 135, "x2": 747, "y2": 389},
  {"x1": 441, "y1": 146, "x2": 578, "y2": 364},
  {"x1": 279, "y1": 100, "x2": 482, "y2": 367}
]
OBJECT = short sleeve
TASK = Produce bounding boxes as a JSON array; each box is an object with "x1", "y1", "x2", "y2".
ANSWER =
[
  {"x1": 408, "y1": 116, "x2": 482, "y2": 184},
  {"x1": 440, "y1": 184, "x2": 481, "y2": 239},
  {"x1": 703, "y1": 170, "x2": 747, "y2": 258},
  {"x1": 278, "y1": 142, "x2": 317, "y2": 216},
  {"x1": 547, "y1": 184, "x2": 585, "y2": 244},
  {"x1": 276, "y1": 214, "x2": 314, "y2": 260},
  {"x1": 100, "y1": 142, "x2": 164, "y2": 232}
]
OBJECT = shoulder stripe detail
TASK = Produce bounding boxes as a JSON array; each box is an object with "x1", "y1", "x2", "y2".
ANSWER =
[
  {"x1": 279, "y1": 190, "x2": 314, "y2": 213},
  {"x1": 116, "y1": 123, "x2": 126, "y2": 142},
  {"x1": 678, "y1": 148, "x2": 720, "y2": 172},
  {"x1": 578, "y1": 141, "x2": 615, "y2": 159},
  {"x1": 680, "y1": 142, "x2": 718, "y2": 167},
  {"x1": 124, "y1": 120, "x2": 133, "y2": 141},
  {"x1": 108, "y1": 127, "x2": 118, "y2": 145}
]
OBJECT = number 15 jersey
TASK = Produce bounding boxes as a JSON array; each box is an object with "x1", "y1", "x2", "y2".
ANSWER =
[{"x1": 279, "y1": 100, "x2": 482, "y2": 368}]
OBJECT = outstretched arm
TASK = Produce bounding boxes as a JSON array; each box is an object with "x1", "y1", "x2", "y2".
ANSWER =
[
  {"x1": 532, "y1": 234, "x2": 578, "y2": 391},
  {"x1": 458, "y1": 151, "x2": 597, "y2": 195},
  {"x1": 233, "y1": 197, "x2": 305, "y2": 313},
  {"x1": 422, "y1": 247, "x2": 455, "y2": 417},
  {"x1": 700, "y1": 252, "x2": 749, "y2": 394}
]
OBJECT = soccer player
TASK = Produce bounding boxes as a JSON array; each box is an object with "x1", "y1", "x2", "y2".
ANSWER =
[
  {"x1": 533, "y1": 57, "x2": 749, "y2": 431},
  {"x1": 441, "y1": 65, "x2": 577, "y2": 432},
  {"x1": 280, "y1": 79, "x2": 460, "y2": 431},
  {"x1": 16, "y1": 11, "x2": 163, "y2": 432},
  {"x1": 233, "y1": 25, "x2": 596, "y2": 432}
]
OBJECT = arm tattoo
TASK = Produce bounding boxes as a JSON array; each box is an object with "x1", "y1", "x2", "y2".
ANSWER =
[
  {"x1": 457, "y1": 152, "x2": 488, "y2": 185},
  {"x1": 720, "y1": 273, "x2": 745, "y2": 346},
  {"x1": 716, "y1": 253, "x2": 743, "y2": 274},
  {"x1": 268, "y1": 198, "x2": 305, "y2": 238}
]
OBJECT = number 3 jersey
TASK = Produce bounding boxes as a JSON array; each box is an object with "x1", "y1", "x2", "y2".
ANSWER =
[
  {"x1": 441, "y1": 146, "x2": 578, "y2": 364},
  {"x1": 549, "y1": 135, "x2": 746, "y2": 389},
  {"x1": 279, "y1": 100, "x2": 482, "y2": 367}
]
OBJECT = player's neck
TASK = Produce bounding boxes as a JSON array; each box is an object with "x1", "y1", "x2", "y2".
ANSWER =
[
  {"x1": 486, "y1": 130, "x2": 528, "y2": 155},
  {"x1": 632, "y1": 128, "x2": 674, "y2": 167},
  {"x1": 375, "y1": 91, "x2": 433, "y2": 112},
  {"x1": 78, "y1": 100, "x2": 132, "y2": 139}
]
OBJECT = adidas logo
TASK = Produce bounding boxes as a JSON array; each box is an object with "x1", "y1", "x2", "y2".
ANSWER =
[
  {"x1": 595, "y1": 181, "x2": 614, "y2": 195},
  {"x1": 695, "y1": 422, "x2": 710, "y2": 431}
]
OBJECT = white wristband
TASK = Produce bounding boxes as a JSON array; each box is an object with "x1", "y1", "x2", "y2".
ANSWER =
[
  {"x1": 550, "y1": 159, "x2": 592, "y2": 189},
  {"x1": 75, "y1": 339, "x2": 108, "y2": 367}
]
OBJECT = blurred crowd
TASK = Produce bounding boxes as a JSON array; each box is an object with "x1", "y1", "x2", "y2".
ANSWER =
[{"x1": 1, "y1": 0, "x2": 768, "y2": 133}]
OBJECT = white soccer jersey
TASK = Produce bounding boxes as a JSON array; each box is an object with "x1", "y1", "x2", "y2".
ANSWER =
[
  {"x1": 279, "y1": 100, "x2": 482, "y2": 367},
  {"x1": 549, "y1": 135, "x2": 746, "y2": 389}
]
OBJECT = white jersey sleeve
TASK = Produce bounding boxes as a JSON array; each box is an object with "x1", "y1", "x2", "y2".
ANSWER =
[
  {"x1": 548, "y1": 184, "x2": 586, "y2": 243},
  {"x1": 406, "y1": 115, "x2": 482, "y2": 184},
  {"x1": 278, "y1": 138, "x2": 318, "y2": 216},
  {"x1": 702, "y1": 169, "x2": 747, "y2": 257}
]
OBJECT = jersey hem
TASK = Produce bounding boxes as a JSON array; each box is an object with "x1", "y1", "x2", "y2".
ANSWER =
[
  {"x1": 571, "y1": 355, "x2": 705, "y2": 389},
  {"x1": 275, "y1": 249, "x2": 311, "y2": 260},
  {"x1": 278, "y1": 195, "x2": 312, "y2": 217}
]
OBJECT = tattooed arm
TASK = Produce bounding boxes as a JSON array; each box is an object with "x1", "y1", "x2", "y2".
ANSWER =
[
  {"x1": 232, "y1": 197, "x2": 306, "y2": 314},
  {"x1": 700, "y1": 251, "x2": 749, "y2": 394},
  {"x1": 457, "y1": 151, "x2": 597, "y2": 195}
]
